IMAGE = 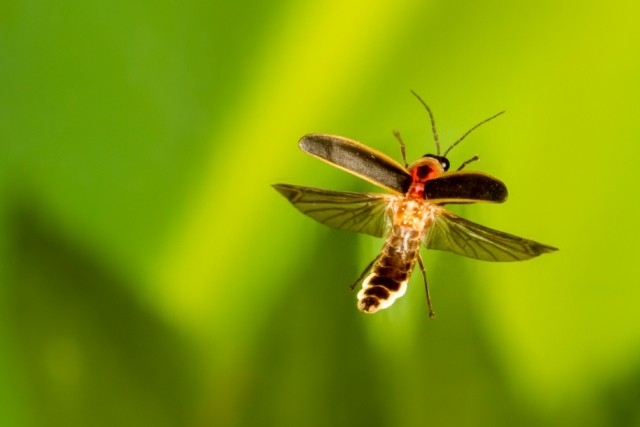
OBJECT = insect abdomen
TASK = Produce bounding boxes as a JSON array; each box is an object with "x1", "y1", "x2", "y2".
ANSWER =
[{"x1": 357, "y1": 226, "x2": 422, "y2": 313}]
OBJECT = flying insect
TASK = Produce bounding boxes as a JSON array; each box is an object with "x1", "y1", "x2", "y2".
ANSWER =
[{"x1": 273, "y1": 92, "x2": 557, "y2": 317}]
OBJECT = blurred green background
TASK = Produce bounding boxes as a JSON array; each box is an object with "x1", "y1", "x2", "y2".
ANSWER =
[{"x1": 2, "y1": 0, "x2": 640, "y2": 426}]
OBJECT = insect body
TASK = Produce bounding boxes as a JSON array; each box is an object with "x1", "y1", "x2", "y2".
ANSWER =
[
  {"x1": 358, "y1": 195, "x2": 434, "y2": 313},
  {"x1": 274, "y1": 92, "x2": 557, "y2": 316}
]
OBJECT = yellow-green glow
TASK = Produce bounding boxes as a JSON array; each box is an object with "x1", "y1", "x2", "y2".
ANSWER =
[
  {"x1": 4, "y1": 0, "x2": 640, "y2": 425},
  {"x1": 153, "y1": 0, "x2": 423, "y2": 335}
]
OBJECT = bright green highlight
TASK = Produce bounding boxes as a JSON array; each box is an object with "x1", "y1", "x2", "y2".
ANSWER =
[{"x1": 2, "y1": 0, "x2": 640, "y2": 426}]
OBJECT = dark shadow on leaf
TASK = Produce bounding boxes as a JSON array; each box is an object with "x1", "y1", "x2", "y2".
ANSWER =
[
  {"x1": 238, "y1": 230, "x2": 390, "y2": 427},
  {"x1": 4, "y1": 198, "x2": 197, "y2": 427}
]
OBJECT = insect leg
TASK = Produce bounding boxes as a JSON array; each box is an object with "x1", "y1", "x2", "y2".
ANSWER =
[
  {"x1": 349, "y1": 254, "x2": 381, "y2": 291},
  {"x1": 417, "y1": 253, "x2": 435, "y2": 319},
  {"x1": 392, "y1": 130, "x2": 409, "y2": 168},
  {"x1": 456, "y1": 155, "x2": 480, "y2": 171}
]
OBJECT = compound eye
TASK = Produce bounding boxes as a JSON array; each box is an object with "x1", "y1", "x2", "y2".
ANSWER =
[
  {"x1": 422, "y1": 154, "x2": 449, "y2": 172},
  {"x1": 439, "y1": 157, "x2": 450, "y2": 171}
]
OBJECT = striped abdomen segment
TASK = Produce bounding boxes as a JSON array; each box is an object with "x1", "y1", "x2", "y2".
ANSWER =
[{"x1": 357, "y1": 225, "x2": 422, "y2": 313}]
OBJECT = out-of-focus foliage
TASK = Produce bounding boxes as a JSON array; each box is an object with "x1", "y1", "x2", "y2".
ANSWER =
[{"x1": 2, "y1": 0, "x2": 640, "y2": 426}]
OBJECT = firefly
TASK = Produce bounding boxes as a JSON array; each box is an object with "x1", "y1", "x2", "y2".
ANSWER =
[{"x1": 273, "y1": 92, "x2": 557, "y2": 317}]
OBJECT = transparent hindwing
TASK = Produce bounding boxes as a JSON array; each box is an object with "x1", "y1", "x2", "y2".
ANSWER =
[
  {"x1": 425, "y1": 209, "x2": 558, "y2": 261},
  {"x1": 273, "y1": 183, "x2": 393, "y2": 238},
  {"x1": 274, "y1": 183, "x2": 557, "y2": 261}
]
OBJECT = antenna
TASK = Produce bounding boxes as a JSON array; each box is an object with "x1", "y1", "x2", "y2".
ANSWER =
[
  {"x1": 442, "y1": 110, "x2": 505, "y2": 158},
  {"x1": 410, "y1": 90, "x2": 441, "y2": 156}
]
